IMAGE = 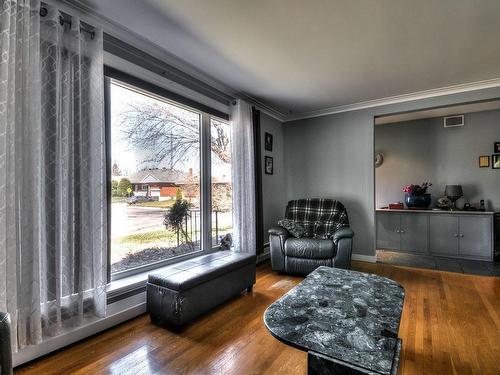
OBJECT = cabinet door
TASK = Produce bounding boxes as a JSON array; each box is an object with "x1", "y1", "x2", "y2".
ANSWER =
[
  {"x1": 429, "y1": 215, "x2": 459, "y2": 256},
  {"x1": 376, "y1": 213, "x2": 400, "y2": 250},
  {"x1": 400, "y1": 213, "x2": 428, "y2": 253},
  {"x1": 458, "y1": 216, "x2": 493, "y2": 259}
]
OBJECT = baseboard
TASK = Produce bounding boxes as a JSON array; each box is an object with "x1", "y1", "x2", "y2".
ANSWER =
[
  {"x1": 257, "y1": 251, "x2": 270, "y2": 264},
  {"x1": 257, "y1": 251, "x2": 376, "y2": 264},
  {"x1": 13, "y1": 294, "x2": 147, "y2": 367},
  {"x1": 351, "y1": 254, "x2": 377, "y2": 263}
]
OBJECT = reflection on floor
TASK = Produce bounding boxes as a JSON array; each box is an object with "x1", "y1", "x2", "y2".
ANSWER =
[
  {"x1": 15, "y1": 262, "x2": 500, "y2": 375},
  {"x1": 377, "y1": 250, "x2": 500, "y2": 276}
]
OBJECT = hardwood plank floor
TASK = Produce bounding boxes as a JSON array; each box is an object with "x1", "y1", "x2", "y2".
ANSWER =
[{"x1": 15, "y1": 261, "x2": 500, "y2": 375}]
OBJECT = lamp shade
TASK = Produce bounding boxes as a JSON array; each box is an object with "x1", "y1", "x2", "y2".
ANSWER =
[{"x1": 445, "y1": 185, "x2": 463, "y2": 198}]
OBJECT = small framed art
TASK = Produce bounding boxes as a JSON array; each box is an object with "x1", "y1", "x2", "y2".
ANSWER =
[
  {"x1": 492, "y1": 154, "x2": 500, "y2": 169},
  {"x1": 264, "y1": 132, "x2": 273, "y2": 151},
  {"x1": 264, "y1": 156, "x2": 273, "y2": 174},
  {"x1": 494, "y1": 142, "x2": 500, "y2": 153},
  {"x1": 479, "y1": 155, "x2": 490, "y2": 168}
]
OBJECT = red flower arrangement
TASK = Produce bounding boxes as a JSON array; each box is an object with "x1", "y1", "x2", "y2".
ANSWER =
[{"x1": 402, "y1": 182, "x2": 432, "y2": 195}]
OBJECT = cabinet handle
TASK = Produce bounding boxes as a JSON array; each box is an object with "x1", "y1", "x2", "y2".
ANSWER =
[
  {"x1": 454, "y1": 233, "x2": 458, "y2": 237},
  {"x1": 396, "y1": 230, "x2": 400, "y2": 233},
  {"x1": 400, "y1": 230, "x2": 405, "y2": 233},
  {"x1": 460, "y1": 234, "x2": 464, "y2": 238}
]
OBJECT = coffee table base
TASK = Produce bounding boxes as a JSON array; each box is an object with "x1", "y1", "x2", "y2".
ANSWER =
[{"x1": 308, "y1": 339, "x2": 402, "y2": 375}]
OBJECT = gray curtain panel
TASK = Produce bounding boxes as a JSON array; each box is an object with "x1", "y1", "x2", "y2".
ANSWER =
[
  {"x1": 0, "y1": 0, "x2": 107, "y2": 350},
  {"x1": 230, "y1": 100, "x2": 256, "y2": 254}
]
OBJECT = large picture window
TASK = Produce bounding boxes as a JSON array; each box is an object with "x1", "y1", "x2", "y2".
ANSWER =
[{"x1": 106, "y1": 72, "x2": 231, "y2": 278}]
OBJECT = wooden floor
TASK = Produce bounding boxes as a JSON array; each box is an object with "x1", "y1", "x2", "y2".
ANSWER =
[{"x1": 16, "y1": 261, "x2": 500, "y2": 375}]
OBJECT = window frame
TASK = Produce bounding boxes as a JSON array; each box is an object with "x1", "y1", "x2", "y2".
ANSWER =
[
  {"x1": 104, "y1": 67, "x2": 230, "y2": 281},
  {"x1": 209, "y1": 117, "x2": 234, "y2": 247}
]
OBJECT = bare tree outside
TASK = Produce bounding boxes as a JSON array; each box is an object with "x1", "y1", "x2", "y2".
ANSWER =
[
  {"x1": 117, "y1": 101, "x2": 234, "y2": 213},
  {"x1": 212, "y1": 183, "x2": 233, "y2": 212},
  {"x1": 118, "y1": 102, "x2": 230, "y2": 169}
]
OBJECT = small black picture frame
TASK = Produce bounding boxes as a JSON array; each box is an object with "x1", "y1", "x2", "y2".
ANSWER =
[
  {"x1": 264, "y1": 156, "x2": 273, "y2": 175},
  {"x1": 492, "y1": 154, "x2": 500, "y2": 169},
  {"x1": 494, "y1": 142, "x2": 500, "y2": 153},
  {"x1": 264, "y1": 132, "x2": 273, "y2": 152}
]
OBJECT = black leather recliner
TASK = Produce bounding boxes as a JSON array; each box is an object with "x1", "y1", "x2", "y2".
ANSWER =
[
  {"x1": 269, "y1": 199, "x2": 354, "y2": 275},
  {"x1": 0, "y1": 312, "x2": 12, "y2": 375}
]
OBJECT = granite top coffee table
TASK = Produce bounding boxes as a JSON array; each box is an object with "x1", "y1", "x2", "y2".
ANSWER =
[{"x1": 264, "y1": 266, "x2": 405, "y2": 375}]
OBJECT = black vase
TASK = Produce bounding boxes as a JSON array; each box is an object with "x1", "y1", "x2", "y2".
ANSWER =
[{"x1": 405, "y1": 193, "x2": 431, "y2": 209}]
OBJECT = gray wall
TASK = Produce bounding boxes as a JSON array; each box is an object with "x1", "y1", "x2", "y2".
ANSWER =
[
  {"x1": 261, "y1": 112, "x2": 286, "y2": 244},
  {"x1": 284, "y1": 110, "x2": 375, "y2": 257},
  {"x1": 376, "y1": 110, "x2": 500, "y2": 211},
  {"x1": 284, "y1": 86, "x2": 500, "y2": 257}
]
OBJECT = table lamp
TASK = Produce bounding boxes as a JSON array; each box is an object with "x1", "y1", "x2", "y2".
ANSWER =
[{"x1": 445, "y1": 185, "x2": 463, "y2": 211}]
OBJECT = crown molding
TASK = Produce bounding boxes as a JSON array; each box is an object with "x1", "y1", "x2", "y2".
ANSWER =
[
  {"x1": 285, "y1": 77, "x2": 500, "y2": 122},
  {"x1": 236, "y1": 93, "x2": 288, "y2": 122}
]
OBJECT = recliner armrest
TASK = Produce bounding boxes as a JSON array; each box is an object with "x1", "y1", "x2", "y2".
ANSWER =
[
  {"x1": 268, "y1": 226, "x2": 290, "y2": 237},
  {"x1": 269, "y1": 226, "x2": 289, "y2": 273},
  {"x1": 332, "y1": 227, "x2": 354, "y2": 243},
  {"x1": 332, "y1": 228, "x2": 354, "y2": 270}
]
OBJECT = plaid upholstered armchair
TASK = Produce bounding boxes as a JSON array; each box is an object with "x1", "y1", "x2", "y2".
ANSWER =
[{"x1": 268, "y1": 199, "x2": 354, "y2": 275}]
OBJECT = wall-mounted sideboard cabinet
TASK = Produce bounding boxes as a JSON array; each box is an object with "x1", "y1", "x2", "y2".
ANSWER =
[{"x1": 376, "y1": 209, "x2": 494, "y2": 261}]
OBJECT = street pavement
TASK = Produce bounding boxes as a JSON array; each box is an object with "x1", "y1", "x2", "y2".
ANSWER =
[{"x1": 111, "y1": 203, "x2": 166, "y2": 238}]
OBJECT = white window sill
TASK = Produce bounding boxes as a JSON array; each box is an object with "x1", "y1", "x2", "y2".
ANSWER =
[
  {"x1": 107, "y1": 270, "x2": 149, "y2": 300},
  {"x1": 107, "y1": 247, "x2": 225, "y2": 301}
]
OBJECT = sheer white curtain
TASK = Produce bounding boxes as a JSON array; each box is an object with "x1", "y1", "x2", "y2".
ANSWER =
[
  {"x1": 0, "y1": 0, "x2": 107, "y2": 350},
  {"x1": 230, "y1": 100, "x2": 256, "y2": 254}
]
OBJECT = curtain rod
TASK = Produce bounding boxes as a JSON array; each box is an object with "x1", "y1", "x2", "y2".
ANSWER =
[{"x1": 40, "y1": 6, "x2": 95, "y2": 39}]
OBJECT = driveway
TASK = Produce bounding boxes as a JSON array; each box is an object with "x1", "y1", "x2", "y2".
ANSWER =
[{"x1": 111, "y1": 203, "x2": 166, "y2": 238}]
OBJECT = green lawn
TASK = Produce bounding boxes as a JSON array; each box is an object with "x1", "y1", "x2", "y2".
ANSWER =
[
  {"x1": 116, "y1": 225, "x2": 233, "y2": 245},
  {"x1": 116, "y1": 229, "x2": 176, "y2": 244},
  {"x1": 133, "y1": 200, "x2": 176, "y2": 208},
  {"x1": 112, "y1": 196, "x2": 128, "y2": 203}
]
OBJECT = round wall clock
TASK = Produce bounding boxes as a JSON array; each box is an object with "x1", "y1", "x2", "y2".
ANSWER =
[{"x1": 375, "y1": 152, "x2": 384, "y2": 168}]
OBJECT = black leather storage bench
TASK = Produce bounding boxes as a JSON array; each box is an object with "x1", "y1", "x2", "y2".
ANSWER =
[{"x1": 147, "y1": 251, "x2": 256, "y2": 328}]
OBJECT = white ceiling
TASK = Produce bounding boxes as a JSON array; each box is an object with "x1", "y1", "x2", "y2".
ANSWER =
[{"x1": 76, "y1": 0, "x2": 500, "y2": 117}]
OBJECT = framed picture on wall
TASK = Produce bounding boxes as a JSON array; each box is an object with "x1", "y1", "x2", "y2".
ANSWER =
[
  {"x1": 264, "y1": 156, "x2": 273, "y2": 174},
  {"x1": 494, "y1": 142, "x2": 500, "y2": 153},
  {"x1": 492, "y1": 154, "x2": 500, "y2": 169},
  {"x1": 479, "y1": 155, "x2": 490, "y2": 168},
  {"x1": 264, "y1": 132, "x2": 273, "y2": 151}
]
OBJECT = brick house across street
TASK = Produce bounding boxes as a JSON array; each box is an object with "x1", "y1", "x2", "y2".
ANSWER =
[
  {"x1": 127, "y1": 168, "x2": 193, "y2": 201},
  {"x1": 120, "y1": 168, "x2": 231, "y2": 208}
]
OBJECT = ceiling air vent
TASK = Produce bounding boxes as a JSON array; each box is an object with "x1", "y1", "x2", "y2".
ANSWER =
[{"x1": 443, "y1": 115, "x2": 464, "y2": 128}]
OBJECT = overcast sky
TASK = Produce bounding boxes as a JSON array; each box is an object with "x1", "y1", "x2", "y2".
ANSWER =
[{"x1": 110, "y1": 81, "x2": 230, "y2": 180}]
